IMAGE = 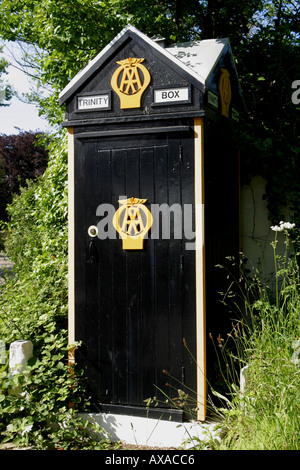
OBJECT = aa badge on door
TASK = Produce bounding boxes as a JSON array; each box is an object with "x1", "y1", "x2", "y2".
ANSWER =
[{"x1": 112, "y1": 197, "x2": 153, "y2": 250}]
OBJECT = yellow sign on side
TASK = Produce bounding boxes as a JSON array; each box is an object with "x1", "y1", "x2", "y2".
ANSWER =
[{"x1": 218, "y1": 68, "x2": 232, "y2": 118}]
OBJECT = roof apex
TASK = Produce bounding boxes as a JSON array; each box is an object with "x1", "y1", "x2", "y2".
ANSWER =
[{"x1": 59, "y1": 24, "x2": 229, "y2": 105}]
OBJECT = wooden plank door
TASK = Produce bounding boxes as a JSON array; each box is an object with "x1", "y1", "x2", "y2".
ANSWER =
[{"x1": 74, "y1": 129, "x2": 197, "y2": 412}]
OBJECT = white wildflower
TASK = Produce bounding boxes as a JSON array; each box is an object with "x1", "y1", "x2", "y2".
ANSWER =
[
  {"x1": 271, "y1": 225, "x2": 283, "y2": 232},
  {"x1": 281, "y1": 222, "x2": 295, "y2": 230},
  {"x1": 271, "y1": 221, "x2": 295, "y2": 232},
  {"x1": 21, "y1": 424, "x2": 33, "y2": 435}
]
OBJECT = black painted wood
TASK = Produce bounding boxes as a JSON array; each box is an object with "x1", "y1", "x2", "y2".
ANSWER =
[
  {"x1": 74, "y1": 126, "x2": 197, "y2": 412},
  {"x1": 64, "y1": 35, "x2": 203, "y2": 124},
  {"x1": 64, "y1": 26, "x2": 243, "y2": 421}
]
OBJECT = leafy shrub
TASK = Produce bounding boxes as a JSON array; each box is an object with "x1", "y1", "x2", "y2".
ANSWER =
[{"x1": 0, "y1": 133, "x2": 111, "y2": 449}]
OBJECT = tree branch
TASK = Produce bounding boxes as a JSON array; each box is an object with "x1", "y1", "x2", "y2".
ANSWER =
[{"x1": 274, "y1": 0, "x2": 283, "y2": 29}]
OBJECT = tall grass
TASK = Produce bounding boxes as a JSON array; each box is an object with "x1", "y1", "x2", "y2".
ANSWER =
[{"x1": 205, "y1": 224, "x2": 300, "y2": 450}]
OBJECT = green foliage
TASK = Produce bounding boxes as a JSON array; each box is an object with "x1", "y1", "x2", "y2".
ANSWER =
[
  {"x1": 0, "y1": 46, "x2": 13, "y2": 106},
  {"x1": 236, "y1": 23, "x2": 300, "y2": 225},
  {"x1": 4, "y1": 134, "x2": 67, "y2": 270},
  {"x1": 0, "y1": 133, "x2": 114, "y2": 449},
  {"x1": 0, "y1": 1, "x2": 269, "y2": 119}
]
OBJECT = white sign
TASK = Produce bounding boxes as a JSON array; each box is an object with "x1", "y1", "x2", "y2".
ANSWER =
[
  {"x1": 154, "y1": 87, "x2": 190, "y2": 104},
  {"x1": 77, "y1": 94, "x2": 110, "y2": 110}
]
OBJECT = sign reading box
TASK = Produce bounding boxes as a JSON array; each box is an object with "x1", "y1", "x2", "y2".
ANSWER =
[
  {"x1": 77, "y1": 93, "x2": 111, "y2": 111},
  {"x1": 153, "y1": 86, "x2": 191, "y2": 105}
]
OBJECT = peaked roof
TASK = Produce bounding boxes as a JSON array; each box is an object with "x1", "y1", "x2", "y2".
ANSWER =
[
  {"x1": 166, "y1": 38, "x2": 229, "y2": 83},
  {"x1": 59, "y1": 24, "x2": 230, "y2": 105}
]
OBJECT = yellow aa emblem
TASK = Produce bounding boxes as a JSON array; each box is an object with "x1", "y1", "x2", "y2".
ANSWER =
[
  {"x1": 112, "y1": 197, "x2": 153, "y2": 250},
  {"x1": 218, "y1": 68, "x2": 232, "y2": 118},
  {"x1": 111, "y1": 58, "x2": 151, "y2": 109}
]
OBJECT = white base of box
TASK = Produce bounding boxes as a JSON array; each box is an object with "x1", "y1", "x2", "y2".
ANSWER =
[{"x1": 80, "y1": 412, "x2": 220, "y2": 449}]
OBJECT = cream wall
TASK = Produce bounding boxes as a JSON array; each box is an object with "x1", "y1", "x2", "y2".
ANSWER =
[{"x1": 240, "y1": 175, "x2": 292, "y2": 289}]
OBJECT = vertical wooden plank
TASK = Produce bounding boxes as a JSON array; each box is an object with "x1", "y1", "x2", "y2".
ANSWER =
[
  {"x1": 97, "y1": 149, "x2": 113, "y2": 402},
  {"x1": 167, "y1": 138, "x2": 183, "y2": 388},
  {"x1": 180, "y1": 129, "x2": 197, "y2": 416},
  {"x1": 140, "y1": 146, "x2": 156, "y2": 401},
  {"x1": 154, "y1": 144, "x2": 170, "y2": 399},
  {"x1": 111, "y1": 148, "x2": 127, "y2": 403},
  {"x1": 194, "y1": 117, "x2": 206, "y2": 421},
  {"x1": 74, "y1": 138, "x2": 89, "y2": 389},
  {"x1": 125, "y1": 147, "x2": 142, "y2": 404},
  {"x1": 84, "y1": 141, "x2": 101, "y2": 397}
]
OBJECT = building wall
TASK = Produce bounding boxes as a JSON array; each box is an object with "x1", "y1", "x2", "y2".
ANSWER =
[{"x1": 240, "y1": 175, "x2": 291, "y2": 290}]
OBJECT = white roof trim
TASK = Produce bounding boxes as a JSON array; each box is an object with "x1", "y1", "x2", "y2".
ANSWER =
[
  {"x1": 59, "y1": 26, "x2": 131, "y2": 103},
  {"x1": 59, "y1": 24, "x2": 228, "y2": 104}
]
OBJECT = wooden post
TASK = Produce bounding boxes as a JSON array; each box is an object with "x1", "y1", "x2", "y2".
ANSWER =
[
  {"x1": 194, "y1": 117, "x2": 206, "y2": 421},
  {"x1": 68, "y1": 127, "x2": 75, "y2": 368}
]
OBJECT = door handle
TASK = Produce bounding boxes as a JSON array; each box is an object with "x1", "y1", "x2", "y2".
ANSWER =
[{"x1": 88, "y1": 239, "x2": 98, "y2": 264}]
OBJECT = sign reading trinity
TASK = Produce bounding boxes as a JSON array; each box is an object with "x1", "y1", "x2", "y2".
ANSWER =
[
  {"x1": 59, "y1": 25, "x2": 242, "y2": 422},
  {"x1": 77, "y1": 94, "x2": 110, "y2": 110}
]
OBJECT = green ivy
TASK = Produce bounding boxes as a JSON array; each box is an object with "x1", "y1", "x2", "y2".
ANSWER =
[{"x1": 0, "y1": 133, "x2": 113, "y2": 449}]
